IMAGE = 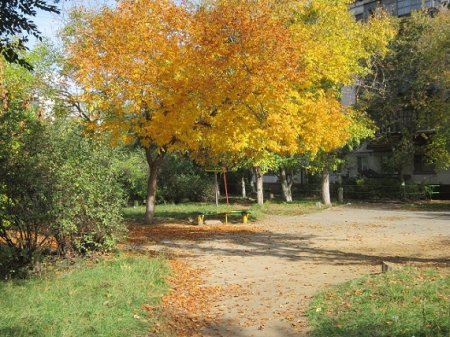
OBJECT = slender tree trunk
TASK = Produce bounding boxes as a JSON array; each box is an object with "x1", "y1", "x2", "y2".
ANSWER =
[
  {"x1": 241, "y1": 176, "x2": 246, "y2": 198},
  {"x1": 144, "y1": 147, "x2": 165, "y2": 224},
  {"x1": 280, "y1": 167, "x2": 293, "y2": 203},
  {"x1": 321, "y1": 169, "x2": 331, "y2": 206},
  {"x1": 250, "y1": 171, "x2": 256, "y2": 194},
  {"x1": 254, "y1": 166, "x2": 264, "y2": 205},
  {"x1": 214, "y1": 172, "x2": 219, "y2": 206}
]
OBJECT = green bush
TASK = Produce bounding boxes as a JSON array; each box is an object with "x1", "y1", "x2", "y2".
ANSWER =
[
  {"x1": 157, "y1": 154, "x2": 215, "y2": 203},
  {"x1": 339, "y1": 177, "x2": 430, "y2": 201},
  {"x1": 112, "y1": 151, "x2": 215, "y2": 205},
  {"x1": 113, "y1": 149, "x2": 148, "y2": 205},
  {"x1": 0, "y1": 113, "x2": 126, "y2": 277},
  {"x1": 50, "y1": 123, "x2": 126, "y2": 255},
  {"x1": 0, "y1": 110, "x2": 58, "y2": 275}
]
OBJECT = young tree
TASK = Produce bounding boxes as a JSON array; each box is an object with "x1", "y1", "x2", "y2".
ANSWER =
[{"x1": 307, "y1": 110, "x2": 376, "y2": 205}]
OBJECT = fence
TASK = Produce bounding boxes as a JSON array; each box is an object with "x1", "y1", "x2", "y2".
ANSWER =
[{"x1": 293, "y1": 182, "x2": 440, "y2": 201}]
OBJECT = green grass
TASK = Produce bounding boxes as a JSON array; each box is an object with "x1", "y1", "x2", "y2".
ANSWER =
[
  {"x1": 403, "y1": 201, "x2": 450, "y2": 212},
  {"x1": 308, "y1": 267, "x2": 450, "y2": 337},
  {"x1": 0, "y1": 255, "x2": 169, "y2": 337},
  {"x1": 123, "y1": 202, "x2": 246, "y2": 222},
  {"x1": 123, "y1": 199, "x2": 322, "y2": 222},
  {"x1": 250, "y1": 199, "x2": 322, "y2": 217}
]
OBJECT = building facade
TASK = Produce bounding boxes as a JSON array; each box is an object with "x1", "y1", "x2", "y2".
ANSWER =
[
  {"x1": 342, "y1": 0, "x2": 450, "y2": 188},
  {"x1": 349, "y1": 0, "x2": 448, "y2": 20}
]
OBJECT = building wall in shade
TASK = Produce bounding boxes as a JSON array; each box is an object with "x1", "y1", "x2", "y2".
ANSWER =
[{"x1": 349, "y1": 0, "x2": 446, "y2": 21}]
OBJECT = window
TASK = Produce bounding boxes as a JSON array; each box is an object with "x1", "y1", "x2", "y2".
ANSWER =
[
  {"x1": 414, "y1": 155, "x2": 435, "y2": 174},
  {"x1": 398, "y1": 0, "x2": 412, "y2": 15},
  {"x1": 380, "y1": 154, "x2": 397, "y2": 174},
  {"x1": 357, "y1": 156, "x2": 369, "y2": 173},
  {"x1": 398, "y1": 0, "x2": 434, "y2": 16},
  {"x1": 355, "y1": 13, "x2": 364, "y2": 21}
]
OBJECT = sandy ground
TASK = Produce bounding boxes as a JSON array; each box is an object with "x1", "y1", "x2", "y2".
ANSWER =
[{"x1": 129, "y1": 204, "x2": 450, "y2": 337}]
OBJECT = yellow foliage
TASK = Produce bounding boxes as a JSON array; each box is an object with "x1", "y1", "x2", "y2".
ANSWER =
[{"x1": 67, "y1": 0, "x2": 394, "y2": 164}]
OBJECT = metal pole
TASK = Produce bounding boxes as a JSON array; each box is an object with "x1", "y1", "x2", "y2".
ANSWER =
[{"x1": 223, "y1": 167, "x2": 229, "y2": 206}]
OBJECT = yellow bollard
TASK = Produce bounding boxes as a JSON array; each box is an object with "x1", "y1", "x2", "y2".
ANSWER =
[
  {"x1": 197, "y1": 214, "x2": 204, "y2": 226},
  {"x1": 242, "y1": 212, "x2": 248, "y2": 224},
  {"x1": 225, "y1": 213, "x2": 228, "y2": 225}
]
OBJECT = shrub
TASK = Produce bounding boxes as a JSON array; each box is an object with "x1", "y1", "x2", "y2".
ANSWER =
[
  {"x1": 157, "y1": 154, "x2": 215, "y2": 203},
  {"x1": 51, "y1": 123, "x2": 126, "y2": 254},
  {"x1": 0, "y1": 110, "x2": 57, "y2": 275},
  {"x1": 0, "y1": 114, "x2": 126, "y2": 276},
  {"x1": 112, "y1": 149, "x2": 148, "y2": 205},
  {"x1": 340, "y1": 177, "x2": 430, "y2": 201}
]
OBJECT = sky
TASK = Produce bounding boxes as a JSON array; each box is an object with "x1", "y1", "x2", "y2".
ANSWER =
[{"x1": 31, "y1": 0, "x2": 116, "y2": 46}]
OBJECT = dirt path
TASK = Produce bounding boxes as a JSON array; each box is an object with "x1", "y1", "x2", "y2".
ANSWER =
[{"x1": 128, "y1": 204, "x2": 450, "y2": 337}]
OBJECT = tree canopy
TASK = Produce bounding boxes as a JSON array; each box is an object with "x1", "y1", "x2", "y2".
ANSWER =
[{"x1": 67, "y1": 0, "x2": 395, "y2": 221}]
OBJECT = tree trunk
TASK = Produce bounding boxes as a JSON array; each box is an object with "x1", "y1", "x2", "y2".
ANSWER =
[
  {"x1": 321, "y1": 170, "x2": 331, "y2": 206},
  {"x1": 280, "y1": 167, "x2": 293, "y2": 203},
  {"x1": 241, "y1": 176, "x2": 246, "y2": 198},
  {"x1": 144, "y1": 148, "x2": 165, "y2": 225},
  {"x1": 215, "y1": 173, "x2": 221, "y2": 197},
  {"x1": 254, "y1": 166, "x2": 264, "y2": 205},
  {"x1": 250, "y1": 171, "x2": 256, "y2": 194},
  {"x1": 214, "y1": 172, "x2": 219, "y2": 207}
]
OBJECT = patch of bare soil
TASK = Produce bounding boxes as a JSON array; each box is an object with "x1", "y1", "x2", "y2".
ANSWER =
[{"x1": 127, "y1": 205, "x2": 450, "y2": 337}]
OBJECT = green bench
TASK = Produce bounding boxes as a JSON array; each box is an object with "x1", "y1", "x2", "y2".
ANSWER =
[
  {"x1": 427, "y1": 184, "x2": 440, "y2": 198},
  {"x1": 196, "y1": 210, "x2": 250, "y2": 225}
]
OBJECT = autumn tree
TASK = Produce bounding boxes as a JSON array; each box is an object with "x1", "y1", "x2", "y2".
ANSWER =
[
  {"x1": 189, "y1": 1, "x2": 349, "y2": 205},
  {"x1": 307, "y1": 111, "x2": 376, "y2": 205},
  {"x1": 68, "y1": 0, "x2": 394, "y2": 220},
  {"x1": 67, "y1": 1, "x2": 200, "y2": 224},
  {"x1": 191, "y1": 0, "x2": 395, "y2": 205}
]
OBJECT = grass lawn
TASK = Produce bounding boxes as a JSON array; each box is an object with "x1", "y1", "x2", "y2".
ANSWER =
[
  {"x1": 253, "y1": 199, "x2": 321, "y2": 216},
  {"x1": 123, "y1": 199, "x2": 321, "y2": 223},
  {"x1": 308, "y1": 267, "x2": 450, "y2": 337},
  {"x1": 404, "y1": 200, "x2": 450, "y2": 212},
  {"x1": 0, "y1": 255, "x2": 169, "y2": 337},
  {"x1": 123, "y1": 203, "x2": 245, "y2": 222}
]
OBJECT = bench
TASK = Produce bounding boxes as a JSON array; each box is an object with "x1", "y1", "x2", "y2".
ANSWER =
[{"x1": 196, "y1": 210, "x2": 251, "y2": 225}]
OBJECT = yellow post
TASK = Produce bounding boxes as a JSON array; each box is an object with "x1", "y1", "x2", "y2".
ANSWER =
[
  {"x1": 242, "y1": 212, "x2": 248, "y2": 224},
  {"x1": 197, "y1": 214, "x2": 204, "y2": 226},
  {"x1": 225, "y1": 213, "x2": 228, "y2": 225}
]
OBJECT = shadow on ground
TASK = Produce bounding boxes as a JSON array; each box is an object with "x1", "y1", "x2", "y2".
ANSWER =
[{"x1": 125, "y1": 223, "x2": 450, "y2": 266}]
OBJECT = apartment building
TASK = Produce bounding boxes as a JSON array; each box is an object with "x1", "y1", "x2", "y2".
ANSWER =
[
  {"x1": 343, "y1": 0, "x2": 450, "y2": 190},
  {"x1": 349, "y1": 0, "x2": 448, "y2": 20}
]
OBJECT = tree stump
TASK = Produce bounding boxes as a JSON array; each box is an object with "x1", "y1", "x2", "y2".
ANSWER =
[{"x1": 381, "y1": 261, "x2": 403, "y2": 273}]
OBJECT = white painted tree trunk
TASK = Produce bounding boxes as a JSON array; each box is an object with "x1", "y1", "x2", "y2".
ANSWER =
[
  {"x1": 254, "y1": 167, "x2": 264, "y2": 205},
  {"x1": 280, "y1": 167, "x2": 293, "y2": 202},
  {"x1": 250, "y1": 171, "x2": 256, "y2": 194},
  {"x1": 241, "y1": 176, "x2": 246, "y2": 198},
  {"x1": 321, "y1": 170, "x2": 331, "y2": 206},
  {"x1": 215, "y1": 173, "x2": 221, "y2": 198},
  {"x1": 214, "y1": 172, "x2": 220, "y2": 206}
]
